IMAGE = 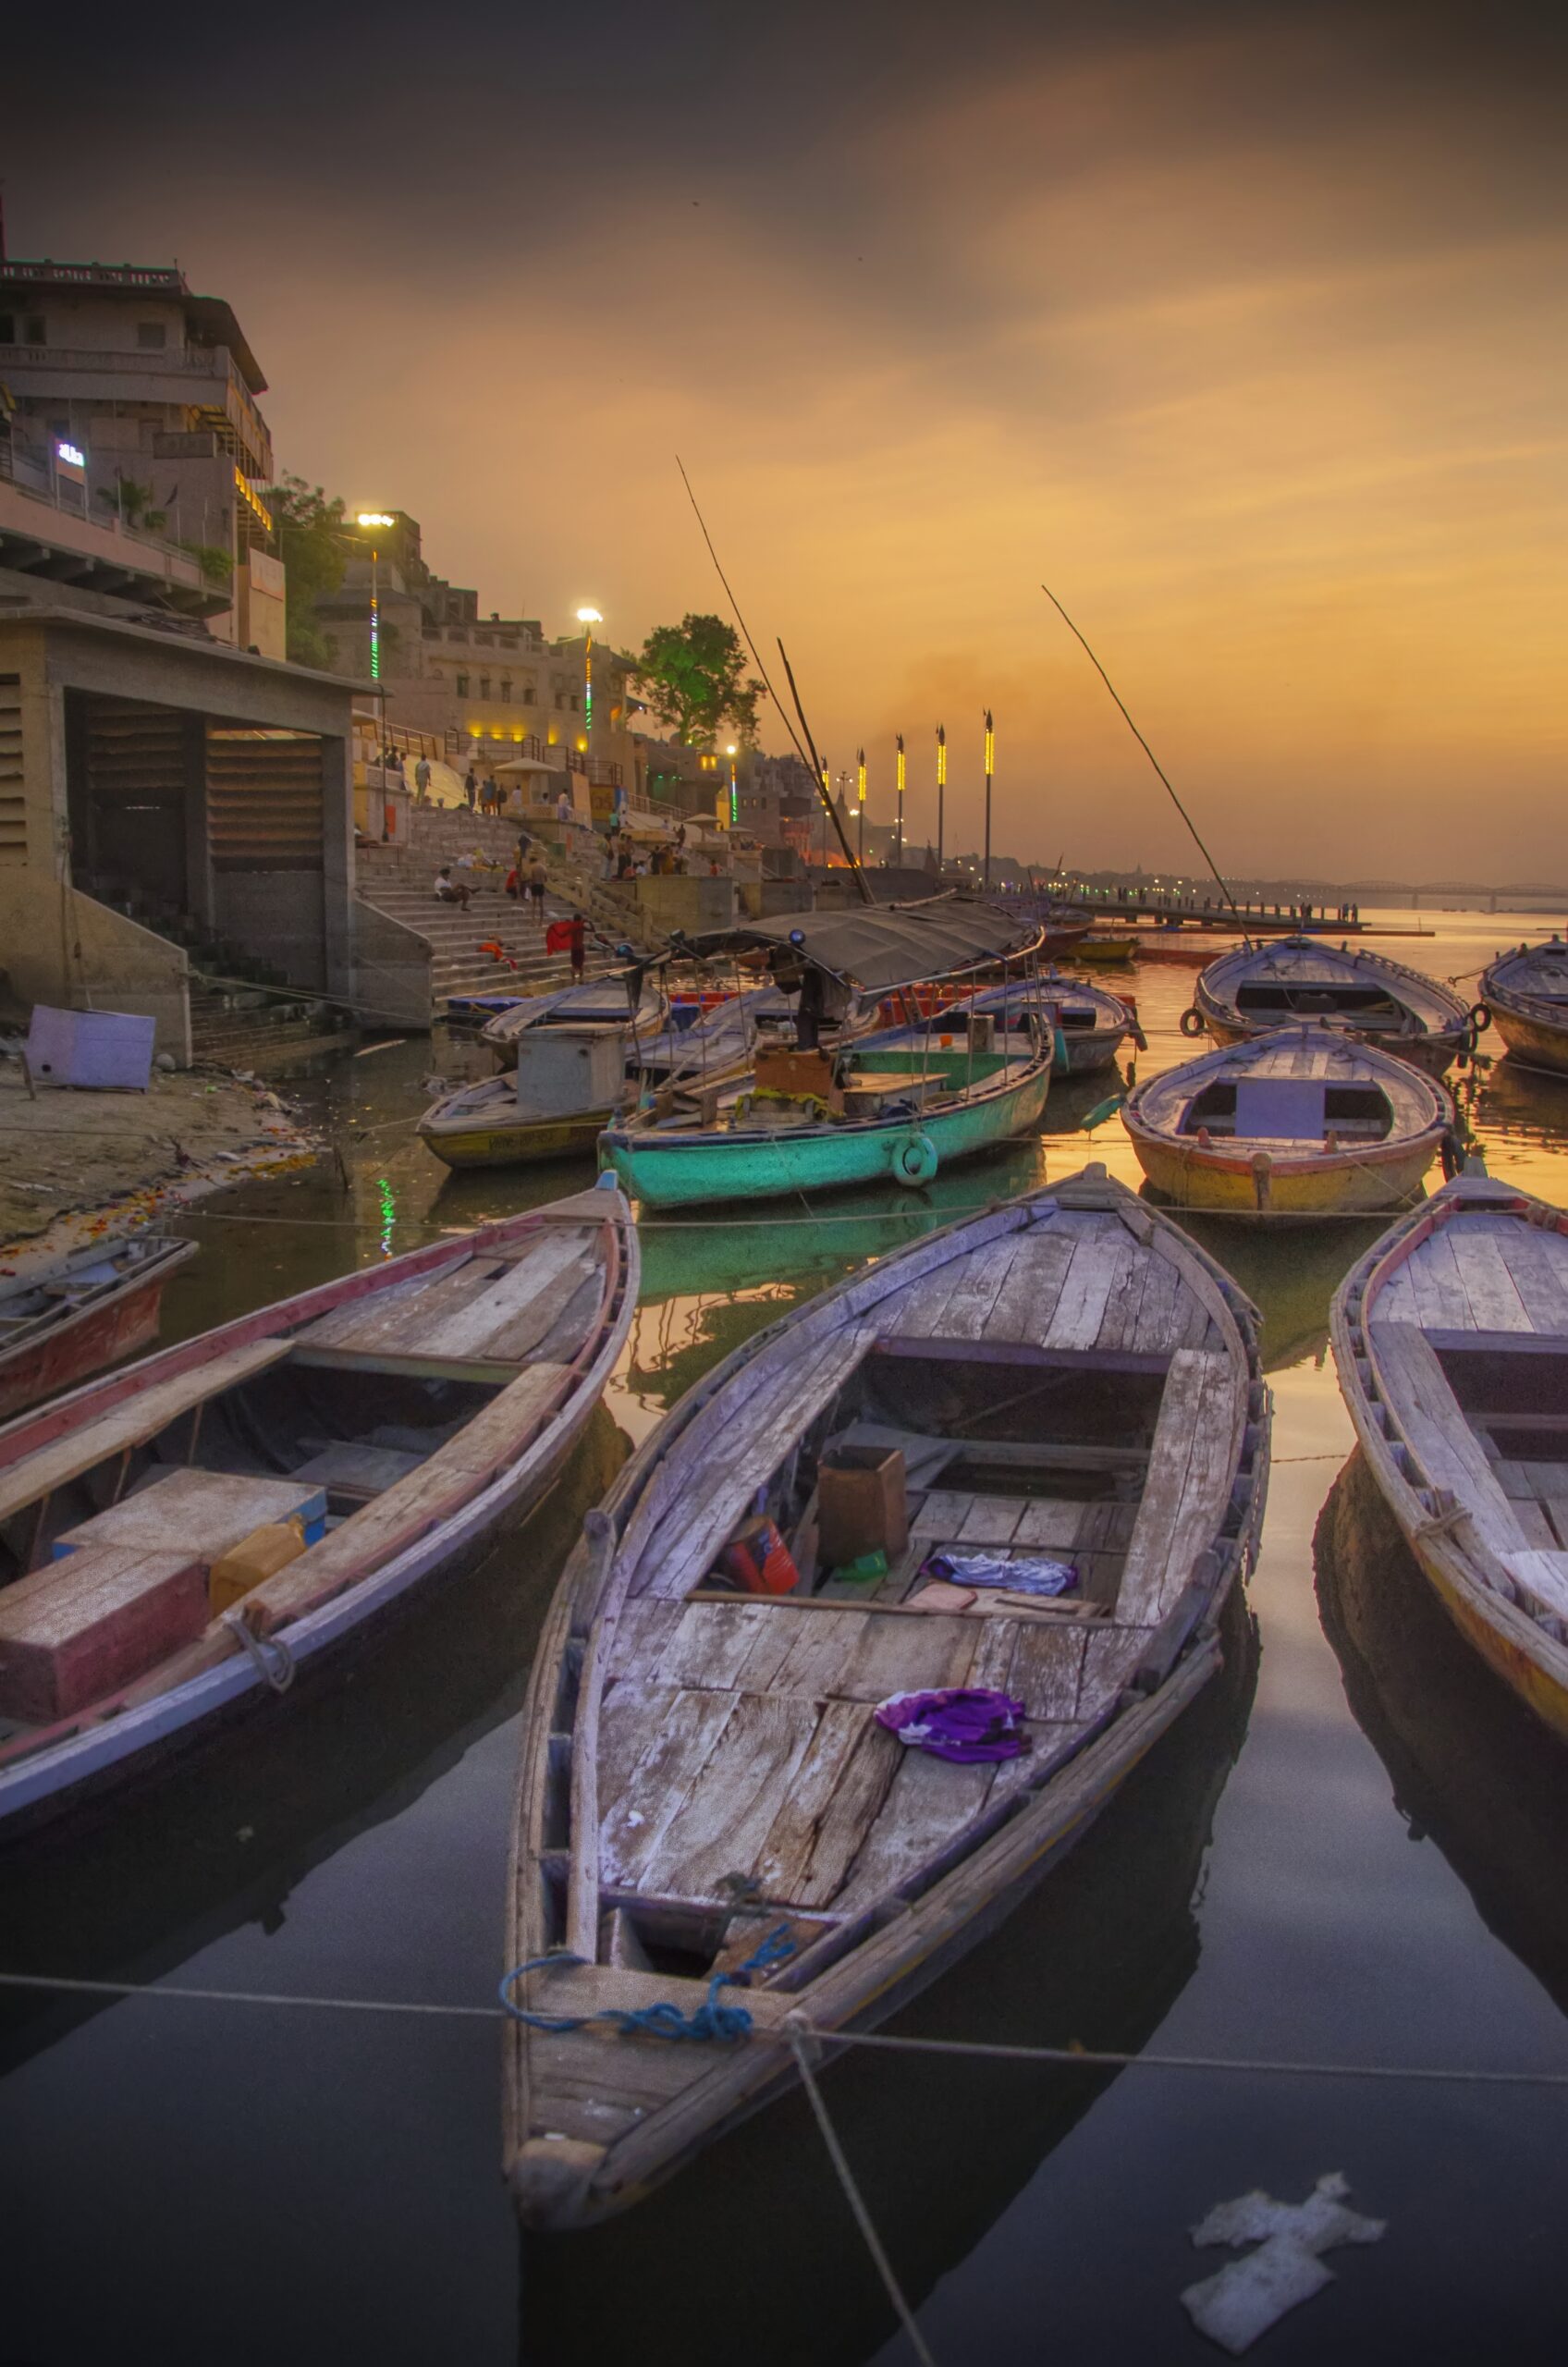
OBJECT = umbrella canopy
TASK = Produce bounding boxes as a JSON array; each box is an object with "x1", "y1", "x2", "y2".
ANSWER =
[{"x1": 679, "y1": 896, "x2": 1043, "y2": 994}]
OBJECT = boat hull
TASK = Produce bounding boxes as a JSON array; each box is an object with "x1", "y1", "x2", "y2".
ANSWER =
[
  {"x1": 1199, "y1": 1006, "x2": 1464, "y2": 1078},
  {"x1": 1486, "y1": 1000, "x2": 1568, "y2": 1079},
  {"x1": 599, "y1": 1061, "x2": 1051, "y2": 1208},
  {"x1": 419, "y1": 1106, "x2": 616, "y2": 1170},
  {"x1": 1329, "y1": 1179, "x2": 1568, "y2": 1743},
  {"x1": 1126, "y1": 1122, "x2": 1439, "y2": 1217},
  {"x1": 0, "y1": 1247, "x2": 194, "y2": 1423}
]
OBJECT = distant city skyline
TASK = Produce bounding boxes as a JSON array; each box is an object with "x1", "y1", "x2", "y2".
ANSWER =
[{"x1": 7, "y1": 0, "x2": 1563, "y2": 880}]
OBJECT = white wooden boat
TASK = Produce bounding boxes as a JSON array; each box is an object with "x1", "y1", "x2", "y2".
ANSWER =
[
  {"x1": 1123, "y1": 1024, "x2": 1453, "y2": 1218},
  {"x1": 0, "y1": 1183, "x2": 637, "y2": 1834},
  {"x1": 1478, "y1": 938, "x2": 1568, "y2": 1078},
  {"x1": 1330, "y1": 1169, "x2": 1568, "y2": 1741},
  {"x1": 420, "y1": 1019, "x2": 637, "y2": 1170},
  {"x1": 483, "y1": 975, "x2": 668, "y2": 1072},
  {"x1": 0, "y1": 1233, "x2": 195, "y2": 1422},
  {"x1": 1190, "y1": 936, "x2": 1473, "y2": 1074},
  {"x1": 502, "y1": 1165, "x2": 1268, "y2": 2226}
]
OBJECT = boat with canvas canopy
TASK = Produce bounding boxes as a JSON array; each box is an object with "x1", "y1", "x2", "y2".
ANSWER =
[
  {"x1": 481, "y1": 973, "x2": 669, "y2": 1070},
  {"x1": 1122, "y1": 1024, "x2": 1452, "y2": 1218},
  {"x1": 598, "y1": 901, "x2": 1053, "y2": 1209},
  {"x1": 1478, "y1": 938, "x2": 1568, "y2": 1079},
  {"x1": 0, "y1": 1233, "x2": 195, "y2": 1422},
  {"x1": 0, "y1": 1183, "x2": 636, "y2": 1834},
  {"x1": 1189, "y1": 935, "x2": 1474, "y2": 1075},
  {"x1": 502, "y1": 1164, "x2": 1268, "y2": 2227},
  {"x1": 1330, "y1": 1169, "x2": 1568, "y2": 1740}
]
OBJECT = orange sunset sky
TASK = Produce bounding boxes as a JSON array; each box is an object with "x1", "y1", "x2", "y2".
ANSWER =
[{"x1": 8, "y1": 0, "x2": 1564, "y2": 879}]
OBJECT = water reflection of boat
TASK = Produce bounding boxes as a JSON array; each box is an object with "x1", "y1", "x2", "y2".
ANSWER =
[
  {"x1": 1315, "y1": 1452, "x2": 1568, "y2": 2011},
  {"x1": 0, "y1": 1405, "x2": 630, "y2": 2078},
  {"x1": 1177, "y1": 1215, "x2": 1384, "y2": 1371},
  {"x1": 516, "y1": 1584, "x2": 1258, "y2": 2367}
]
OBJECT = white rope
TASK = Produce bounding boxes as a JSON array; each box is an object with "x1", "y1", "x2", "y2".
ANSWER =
[
  {"x1": 4, "y1": 1968, "x2": 1568, "y2": 2092},
  {"x1": 787, "y1": 2020, "x2": 940, "y2": 2367}
]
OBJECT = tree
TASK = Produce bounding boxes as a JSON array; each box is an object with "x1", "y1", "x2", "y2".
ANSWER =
[
  {"x1": 632, "y1": 614, "x2": 765, "y2": 747},
  {"x1": 261, "y1": 472, "x2": 347, "y2": 669}
]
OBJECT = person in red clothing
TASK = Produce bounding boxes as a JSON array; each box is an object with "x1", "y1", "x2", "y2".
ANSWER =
[{"x1": 545, "y1": 912, "x2": 589, "y2": 978}]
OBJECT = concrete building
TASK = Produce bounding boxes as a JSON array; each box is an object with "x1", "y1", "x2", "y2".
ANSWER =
[
  {"x1": 311, "y1": 511, "x2": 638, "y2": 819},
  {"x1": 0, "y1": 254, "x2": 283, "y2": 656}
]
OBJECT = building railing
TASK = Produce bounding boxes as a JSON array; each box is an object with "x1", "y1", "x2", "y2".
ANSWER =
[
  {"x1": 587, "y1": 759, "x2": 623, "y2": 789},
  {"x1": 2, "y1": 342, "x2": 272, "y2": 477},
  {"x1": 2, "y1": 261, "x2": 184, "y2": 289}
]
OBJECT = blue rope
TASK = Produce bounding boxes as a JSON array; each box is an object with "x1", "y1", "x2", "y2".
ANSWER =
[{"x1": 498, "y1": 1922, "x2": 796, "y2": 2042}]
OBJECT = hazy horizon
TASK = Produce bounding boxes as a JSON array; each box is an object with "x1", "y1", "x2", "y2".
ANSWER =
[{"x1": 6, "y1": 0, "x2": 1563, "y2": 881}]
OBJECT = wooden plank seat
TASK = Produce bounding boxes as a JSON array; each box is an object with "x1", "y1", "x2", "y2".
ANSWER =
[
  {"x1": 291, "y1": 1441, "x2": 427, "y2": 1501},
  {"x1": 1113, "y1": 1348, "x2": 1241, "y2": 1626},
  {"x1": 1368, "y1": 1321, "x2": 1530, "y2": 1561},
  {"x1": 55, "y1": 1468, "x2": 328, "y2": 1562},
  {"x1": 0, "y1": 1337, "x2": 293, "y2": 1529}
]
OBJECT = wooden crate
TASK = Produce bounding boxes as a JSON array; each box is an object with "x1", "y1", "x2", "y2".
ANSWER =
[{"x1": 0, "y1": 1547, "x2": 208, "y2": 1723}]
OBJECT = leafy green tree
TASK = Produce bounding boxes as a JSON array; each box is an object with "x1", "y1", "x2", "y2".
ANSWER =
[
  {"x1": 261, "y1": 473, "x2": 346, "y2": 668},
  {"x1": 633, "y1": 614, "x2": 765, "y2": 747}
]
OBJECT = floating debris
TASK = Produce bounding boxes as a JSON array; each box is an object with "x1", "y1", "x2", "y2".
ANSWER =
[{"x1": 1182, "y1": 2173, "x2": 1385, "y2": 2354}]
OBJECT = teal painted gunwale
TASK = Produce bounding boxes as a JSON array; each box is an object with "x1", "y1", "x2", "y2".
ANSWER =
[{"x1": 598, "y1": 1052, "x2": 1053, "y2": 1210}]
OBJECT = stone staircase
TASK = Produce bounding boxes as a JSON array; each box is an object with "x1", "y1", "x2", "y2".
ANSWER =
[
  {"x1": 189, "y1": 981, "x2": 354, "y2": 1072},
  {"x1": 355, "y1": 809, "x2": 648, "y2": 1018}
]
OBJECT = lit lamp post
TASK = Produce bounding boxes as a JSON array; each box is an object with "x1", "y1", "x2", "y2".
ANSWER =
[
  {"x1": 895, "y1": 734, "x2": 905, "y2": 865},
  {"x1": 575, "y1": 605, "x2": 602, "y2": 803},
  {"x1": 936, "y1": 724, "x2": 947, "y2": 876},
  {"x1": 356, "y1": 513, "x2": 395, "y2": 752},
  {"x1": 820, "y1": 761, "x2": 831, "y2": 865},
  {"x1": 983, "y1": 708, "x2": 995, "y2": 890},
  {"x1": 727, "y1": 742, "x2": 739, "y2": 828},
  {"x1": 856, "y1": 747, "x2": 866, "y2": 865}
]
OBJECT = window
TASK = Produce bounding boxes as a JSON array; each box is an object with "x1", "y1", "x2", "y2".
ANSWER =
[
  {"x1": 479, "y1": 675, "x2": 491, "y2": 700},
  {"x1": 136, "y1": 322, "x2": 166, "y2": 350},
  {"x1": 555, "y1": 692, "x2": 565, "y2": 709},
  {"x1": 570, "y1": 693, "x2": 580, "y2": 711},
  {"x1": 500, "y1": 680, "x2": 512, "y2": 703},
  {"x1": 0, "y1": 317, "x2": 13, "y2": 344},
  {"x1": 457, "y1": 672, "x2": 471, "y2": 697},
  {"x1": 522, "y1": 684, "x2": 536, "y2": 705}
]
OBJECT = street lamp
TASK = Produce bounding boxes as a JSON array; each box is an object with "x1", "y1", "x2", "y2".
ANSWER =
[
  {"x1": 895, "y1": 734, "x2": 905, "y2": 865},
  {"x1": 726, "y1": 742, "x2": 739, "y2": 828},
  {"x1": 983, "y1": 708, "x2": 995, "y2": 890},
  {"x1": 936, "y1": 724, "x2": 947, "y2": 876},
  {"x1": 356, "y1": 514, "x2": 396, "y2": 755},
  {"x1": 575, "y1": 607, "x2": 602, "y2": 747},
  {"x1": 856, "y1": 747, "x2": 866, "y2": 865}
]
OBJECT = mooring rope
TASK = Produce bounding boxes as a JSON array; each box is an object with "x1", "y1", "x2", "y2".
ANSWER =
[
  {"x1": 4, "y1": 1968, "x2": 1568, "y2": 2093},
  {"x1": 787, "y1": 2017, "x2": 941, "y2": 2367}
]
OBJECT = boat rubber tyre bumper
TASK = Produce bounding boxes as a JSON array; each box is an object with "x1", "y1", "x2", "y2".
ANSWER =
[
  {"x1": 1180, "y1": 1007, "x2": 1207, "y2": 1037},
  {"x1": 892, "y1": 1130, "x2": 939, "y2": 1187}
]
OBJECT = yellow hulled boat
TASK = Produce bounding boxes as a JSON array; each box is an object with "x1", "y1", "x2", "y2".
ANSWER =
[{"x1": 1122, "y1": 1024, "x2": 1453, "y2": 1219}]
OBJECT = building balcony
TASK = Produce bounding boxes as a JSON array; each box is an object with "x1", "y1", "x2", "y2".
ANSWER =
[
  {"x1": 0, "y1": 341, "x2": 272, "y2": 483},
  {"x1": 0, "y1": 471, "x2": 226, "y2": 615}
]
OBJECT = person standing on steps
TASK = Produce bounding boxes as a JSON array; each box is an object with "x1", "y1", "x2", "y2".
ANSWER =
[
  {"x1": 414, "y1": 754, "x2": 432, "y2": 803},
  {"x1": 527, "y1": 854, "x2": 548, "y2": 926}
]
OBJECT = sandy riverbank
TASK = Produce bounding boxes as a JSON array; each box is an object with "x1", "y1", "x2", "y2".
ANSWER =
[{"x1": 0, "y1": 1065, "x2": 320, "y2": 1269}]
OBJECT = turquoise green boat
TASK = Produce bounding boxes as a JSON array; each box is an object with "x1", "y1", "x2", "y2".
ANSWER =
[{"x1": 599, "y1": 1034, "x2": 1052, "y2": 1208}]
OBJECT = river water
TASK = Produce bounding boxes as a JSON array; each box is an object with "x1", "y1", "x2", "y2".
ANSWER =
[{"x1": 4, "y1": 908, "x2": 1568, "y2": 2365}]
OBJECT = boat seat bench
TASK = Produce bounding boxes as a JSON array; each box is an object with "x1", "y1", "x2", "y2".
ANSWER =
[{"x1": 0, "y1": 1337, "x2": 294, "y2": 1531}]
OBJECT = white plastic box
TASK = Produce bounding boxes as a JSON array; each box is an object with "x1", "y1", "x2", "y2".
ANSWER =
[{"x1": 25, "y1": 1006, "x2": 156, "y2": 1091}]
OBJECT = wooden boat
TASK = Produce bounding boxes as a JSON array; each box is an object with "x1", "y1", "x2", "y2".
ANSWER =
[
  {"x1": 1190, "y1": 935, "x2": 1472, "y2": 1073},
  {"x1": 0, "y1": 1233, "x2": 195, "y2": 1423},
  {"x1": 502, "y1": 1164, "x2": 1268, "y2": 2226},
  {"x1": 635, "y1": 987, "x2": 772, "y2": 1088},
  {"x1": 483, "y1": 975, "x2": 668, "y2": 1072},
  {"x1": 602, "y1": 1027, "x2": 1050, "y2": 1210},
  {"x1": 1122, "y1": 1024, "x2": 1452, "y2": 1219},
  {"x1": 1478, "y1": 938, "x2": 1568, "y2": 1078},
  {"x1": 599, "y1": 901, "x2": 1052, "y2": 1211},
  {"x1": 0, "y1": 1181, "x2": 636, "y2": 1834},
  {"x1": 421, "y1": 1015, "x2": 639, "y2": 1171},
  {"x1": 980, "y1": 971, "x2": 1140, "y2": 1076},
  {"x1": 517, "y1": 1589, "x2": 1258, "y2": 2366},
  {"x1": 1074, "y1": 932, "x2": 1138, "y2": 967},
  {"x1": 1329, "y1": 1168, "x2": 1568, "y2": 1740}
]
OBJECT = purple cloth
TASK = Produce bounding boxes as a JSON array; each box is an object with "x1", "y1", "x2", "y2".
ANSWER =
[
  {"x1": 874, "y1": 1687, "x2": 1031, "y2": 1764},
  {"x1": 925, "y1": 1551, "x2": 1078, "y2": 1598}
]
